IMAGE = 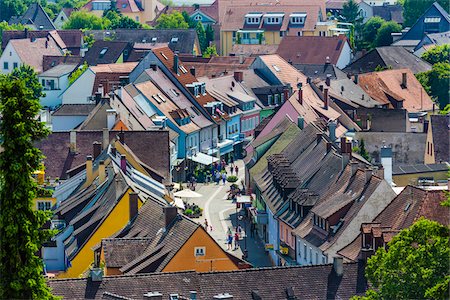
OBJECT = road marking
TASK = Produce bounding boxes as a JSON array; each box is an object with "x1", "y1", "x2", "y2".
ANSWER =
[{"x1": 203, "y1": 183, "x2": 226, "y2": 227}]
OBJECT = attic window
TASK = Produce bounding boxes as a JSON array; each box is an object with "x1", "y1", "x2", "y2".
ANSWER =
[
  {"x1": 171, "y1": 37, "x2": 179, "y2": 43},
  {"x1": 404, "y1": 203, "x2": 411, "y2": 212},
  {"x1": 99, "y1": 47, "x2": 108, "y2": 57},
  {"x1": 122, "y1": 3, "x2": 127, "y2": 8},
  {"x1": 157, "y1": 93, "x2": 166, "y2": 102},
  {"x1": 152, "y1": 95, "x2": 162, "y2": 104},
  {"x1": 194, "y1": 15, "x2": 202, "y2": 21},
  {"x1": 179, "y1": 65, "x2": 188, "y2": 74},
  {"x1": 169, "y1": 89, "x2": 179, "y2": 96},
  {"x1": 424, "y1": 17, "x2": 441, "y2": 23},
  {"x1": 272, "y1": 65, "x2": 280, "y2": 72},
  {"x1": 161, "y1": 52, "x2": 168, "y2": 60},
  {"x1": 151, "y1": 37, "x2": 157, "y2": 43},
  {"x1": 290, "y1": 13, "x2": 306, "y2": 24}
]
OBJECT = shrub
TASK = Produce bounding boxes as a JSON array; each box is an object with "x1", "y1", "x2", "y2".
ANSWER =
[
  {"x1": 227, "y1": 175, "x2": 238, "y2": 183},
  {"x1": 184, "y1": 209, "x2": 193, "y2": 215}
]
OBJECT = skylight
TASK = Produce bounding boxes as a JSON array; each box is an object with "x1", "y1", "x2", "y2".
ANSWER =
[
  {"x1": 99, "y1": 47, "x2": 108, "y2": 57},
  {"x1": 171, "y1": 37, "x2": 179, "y2": 43},
  {"x1": 272, "y1": 65, "x2": 280, "y2": 72},
  {"x1": 161, "y1": 52, "x2": 168, "y2": 60}
]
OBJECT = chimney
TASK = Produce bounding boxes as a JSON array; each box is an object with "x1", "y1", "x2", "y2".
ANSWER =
[
  {"x1": 316, "y1": 133, "x2": 322, "y2": 144},
  {"x1": 239, "y1": 53, "x2": 244, "y2": 64},
  {"x1": 333, "y1": 257, "x2": 343, "y2": 276},
  {"x1": 319, "y1": 85, "x2": 324, "y2": 92},
  {"x1": 150, "y1": 63, "x2": 157, "y2": 71},
  {"x1": 190, "y1": 291, "x2": 197, "y2": 300},
  {"x1": 350, "y1": 161, "x2": 359, "y2": 176},
  {"x1": 297, "y1": 82, "x2": 303, "y2": 104},
  {"x1": 401, "y1": 72, "x2": 407, "y2": 88},
  {"x1": 340, "y1": 137, "x2": 347, "y2": 153},
  {"x1": 173, "y1": 53, "x2": 179, "y2": 74},
  {"x1": 118, "y1": 129, "x2": 125, "y2": 144},
  {"x1": 234, "y1": 71, "x2": 243, "y2": 82},
  {"x1": 364, "y1": 169, "x2": 372, "y2": 183},
  {"x1": 98, "y1": 84, "x2": 104, "y2": 96},
  {"x1": 93, "y1": 141, "x2": 102, "y2": 160},
  {"x1": 95, "y1": 92, "x2": 102, "y2": 104},
  {"x1": 353, "y1": 74, "x2": 358, "y2": 84},
  {"x1": 86, "y1": 156, "x2": 93, "y2": 184},
  {"x1": 106, "y1": 109, "x2": 116, "y2": 130},
  {"x1": 111, "y1": 146, "x2": 116, "y2": 157},
  {"x1": 163, "y1": 206, "x2": 178, "y2": 227},
  {"x1": 326, "y1": 142, "x2": 332, "y2": 153},
  {"x1": 346, "y1": 142, "x2": 352, "y2": 158},
  {"x1": 380, "y1": 146, "x2": 393, "y2": 185},
  {"x1": 190, "y1": 66, "x2": 196, "y2": 76},
  {"x1": 361, "y1": 48, "x2": 367, "y2": 56},
  {"x1": 120, "y1": 155, "x2": 127, "y2": 173},
  {"x1": 325, "y1": 74, "x2": 331, "y2": 86},
  {"x1": 297, "y1": 116, "x2": 304, "y2": 130},
  {"x1": 323, "y1": 88, "x2": 329, "y2": 110},
  {"x1": 325, "y1": 56, "x2": 330, "y2": 65},
  {"x1": 119, "y1": 76, "x2": 129, "y2": 87},
  {"x1": 102, "y1": 128, "x2": 109, "y2": 149},
  {"x1": 129, "y1": 192, "x2": 139, "y2": 221},
  {"x1": 69, "y1": 130, "x2": 77, "y2": 153},
  {"x1": 306, "y1": 77, "x2": 311, "y2": 84},
  {"x1": 328, "y1": 121, "x2": 336, "y2": 142},
  {"x1": 99, "y1": 160, "x2": 106, "y2": 184},
  {"x1": 45, "y1": 40, "x2": 48, "y2": 48}
]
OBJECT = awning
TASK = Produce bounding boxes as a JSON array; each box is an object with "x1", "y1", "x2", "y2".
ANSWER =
[{"x1": 190, "y1": 152, "x2": 219, "y2": 165}]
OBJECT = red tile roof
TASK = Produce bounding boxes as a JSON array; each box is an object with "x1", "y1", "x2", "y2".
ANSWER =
[
  {"x1": 166, "y1": 0, "x2": 219, "y2": 21},
  {"x1": 277, "y1": 35, "x2": 349, "y2": 65},
  {"x1": 83, "y1": 0, "x2": 142, "y2": 13}
]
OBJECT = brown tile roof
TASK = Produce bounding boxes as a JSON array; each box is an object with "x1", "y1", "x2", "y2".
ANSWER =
[
  {"x1": 220, "y1": 3, "x2": 323, "y2": 33},
  {"x1": 10, "y1": 37, "x2": 62, "y2": 73},
  {"x1": 277, "y1": 35, "x2": 349, "y2": 65},
  {"x1": 42, "y1": 55, "x2": 83, "y2": 72},
  {"x1": 35, "y1": 130, "x2": 170, "y2": 181},
  {"x1": 358, "y1": 69, "x2": 434, "y2": 112},
  {"x1": 102, "y1": 238, "x2": 152, "y2": 269},
  {"x1": 257, "y1": 54, "x2": 308, "y2": 89},
  {"x1": 231, "y1": 44, "x2": 279, "y2": 56},
  {"x1": 83, "y1": 0, "x2": 142, "y2": 13},
  {"x1": 90, "y1": 62, "x2": 137, "y2": 95},
  {"x1": 153, "y1": 46, "x2": 229, "y2": 123}
]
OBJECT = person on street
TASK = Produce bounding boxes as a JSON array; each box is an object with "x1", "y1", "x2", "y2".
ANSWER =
[
  {"x1": 230, "y1": 165, "x2": 234, "y2": 175},
  {"x1": 215, "y1": 171, "x2": 221, "y2": 185},
  {"x1": 237, "y1": 225, "x2": 242, "y2": 238},
  {"x1": 204, "y1": 219, "x2": 208, "y2": 230},
  {"x1": 222, "y1": 172, "x2": 227, "y2": 185},
  {"x1": 234, "y1": 232, "x2": 239, "y2": 250},
  {"x1": 235, "y1": 165, "x2": 239, "y2": 176},
  {"x1": 227, "y1": 234, "x2": 233, "y2": 250}
]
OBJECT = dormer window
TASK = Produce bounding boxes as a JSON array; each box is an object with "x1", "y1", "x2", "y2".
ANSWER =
[
  {"x1": 194, "y1": 15, "x2": 202, "y2": 21},
  {"x1": 201, "y1": 83, "x2": 206, "y2": 95},
  {"x1": 264, "y1": 13, "x2": 284, "y2": 24},
  {"x1": 290, "y1": 13, "x2": 306, "y2": 24},
  {"x1": 245, "y1": 13, "x2": 262, "y2": 24},
  {"x1": 194, "y1": 85, "x2": 199, "y2": 96}
]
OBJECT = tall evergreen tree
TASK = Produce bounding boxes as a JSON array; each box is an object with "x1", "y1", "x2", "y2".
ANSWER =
[
  {"x1": 196, "y1": 21, "x2": 208, "y2": 52},
  {"x1": 0, "y1": 66, "x2": 55, "y2": 299}
]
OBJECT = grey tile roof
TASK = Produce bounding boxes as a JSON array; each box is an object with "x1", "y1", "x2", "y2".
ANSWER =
[
  {"x1": 39, "y1": 64, "x2": 77, "y2": 77},
  {"x1": 52, "y1": 104, "x2": 96, "y2": 116},
  {"x1": 48, "y1": 262, "x2": 367, "y2": 299},
  {"x1": 83, "y1": 40, "x2": 131, "y2": 66},
  {"x1": 430, "y1": 115, "x2": 450, "y2": 163},
  {"x1": 9, "y1": 3, "x2": 56, "y2": 30},
  {"x1": 393, "y1": 163, "x2": 449, "y2": 175}
]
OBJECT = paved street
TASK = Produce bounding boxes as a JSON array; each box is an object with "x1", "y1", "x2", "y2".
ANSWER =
[{"x1": 185, "y1": 159, "x2": 272, "y2": 268}]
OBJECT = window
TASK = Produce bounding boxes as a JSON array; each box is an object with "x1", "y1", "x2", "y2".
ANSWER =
[
  {"x1": 247, "y1": 17, "x2": 260, "y2": 24},
  {"x1": 37, "y1": 201, "x2": 52, "y2": 211},
  {"x1": 309, "y1": 247, "x2": 312, "y2": 263},
  {"x1": 297, "y1": 31, "x2": 303, "y2": 37},
  {"x1": 279, "y1": 31, "x2": 285, "y2": 37},
  {"x1": 194, "y1": 86, "x2": 199, "y2": 96},
  {"x1": 13, "y1": 62, "x2": 18, "y2": 69},
  {"x1": 304, "y1": 244, "x2": 307, "y2": 261},
  {"x1": 9, "y1": 51, "x2": 12, "y2": 56},
  {"x1": 265, "y1": 17, "x2": 280, "y2": 24},
  {"x1": 3, "y1": 62, "x2": 8, "y2": 70},
  {"x1": 285, "y1": 228, "x2": 288, "y2": 244},
  {"x1": 268, "y1": 94, "x2": 273, "y2": 105},
  {"x1": 194, "y1": 247, "x2": 206, "y2": 256},
  {"x1": 274, "y1": 94, "x2": 279, "y2": 105},
  {"x1": 291, "y1": 16, "x2": 305, "y2": 24},
  {"x1": 135, "y1": 16, "x2": 139, "y2": 22},
  {"x1": 315, "y1": 252, "x2": 318, "y2": 264},
  {"x1": 194, "y1": 15, "x2": 202, "y2": 21},
  {"x1": 201, "y1": 83, "x2": 206, "y2": 95},
  {"x1": 319, "y1": 31, "x2": 326, "y2": 37},
  {"x1": 92, "y1": 1, "x2": 111, "y2": 10},
  {"x1": 322, "y1": 256, "x2": 326, "y2": 264},
  {"x1": 99, "y1": 47, "x2": 108, "y2": 58}
]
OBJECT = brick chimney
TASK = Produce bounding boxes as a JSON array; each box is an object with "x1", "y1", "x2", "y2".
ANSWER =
[
  {"x1": 86, "y1": 156, "x2": 93, "y2": 184},
  {"x1": 297, "y1": 82, "x2": 303, "y2": 105},
  {"x1": 401, "y1": 72, "x2": 407, "y2": 89},
  {"x1": 364, "y1": 168, "x2": 372, "y2": 183},
  {"x1": 93, "y1": 141, "x2": 102, "y2": 160},
  {"x1": 120, "y1": 155, "x2": 127, "y2": 173},
  {"x1": 234, "y1": 71, "x2": 243, "y2": 82},
  {"x1": 190, "y1": 66, "x2": 196, "y2": 76},
  {"x1": 129, "y1": 192, "x2": 139, "y2": 221},
  {"x1": 325, "y1": 74, "x2": 331, "y2": 86},
  {"x1": 323, "y1": 88, "x2": 329, "y2": 110},
  {"x1": 173, "y1": 53, "x2": 179, "y2": 74},
  {"x1": 69, "y1": 130, "x2": 77, "y2": 153}
]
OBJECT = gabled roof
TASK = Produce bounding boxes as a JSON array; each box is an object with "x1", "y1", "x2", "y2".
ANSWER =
[
  {"x1": 166, "y1": 0, "x2": 219, "y2": 22},
  {"x1": 89, "y1": 62, "x2": 138, "y2": 95},
  {"x1": 39, "y1": 64, "x2": 77, "y2": 77},
  {"x1": 2, "y1": 30, "x2": 83, "y2": 53},
  {"x1": 52, "y1": 104, "x2": 96, "y2": 116},
  {"x1": 83, "y1": 0, "x2": 142, "y2": 13},
  {"x1": 277, "y1": 35, "x2": 349, "y2": 65},
  {"x1": 255, "y1": 54, "x2": 308, "y2": 89},
  {"x1": 9, "y1": 3, "x2": 55, "y2": 30},
  {"x1": 231, "y1": 44, "x2": 279, "y2": 57},
  {"x1": 430, "y1": 114, "x2": 450, "y2": 163},
  {"x1": 358, "y1": 68, "x2": 434, "y2": 112},
  {"x1": 294, "y1": 63, "x2": 346, "y2": 81},
  {"x1": 372, "y1": 4, "x2": 404, "y2": 24},
  {"x1": 9, "y1": 37, "x2": 62, "y2": 73},
  {"x1": 343, "y1": 46, "x2": 432, "y2": 75},
  {"x1": 83, "y1": 40, "x2": 131, "y2": 66}
]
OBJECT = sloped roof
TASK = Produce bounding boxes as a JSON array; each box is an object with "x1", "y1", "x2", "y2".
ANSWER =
[
  {"x1": 83, "y1": 40, "x2": 130, "y2": 66},
  {"x1": 9, "y1": 3, "x2": 55, "y2": 30},
  {"x1": 430, "y1": 114, "x2": 450, "y2": 163},
  {"x1": 39, "y1": 64, "x2": 77, "y2": 77},
  {"x1": 372, "y1": 5, "x2": 404, "y2": 24},
  {"x1": 231, "y1": 44, "x2": 279, "y2": 57},
  {"x1": 52, "y1": 104, "x2": 95, "y2": 116},
  {"x1": 358, "y1": 68, "x2": 434, "y2": 112},
  {"x1": 277, "y1": 35, "x2": 349, "y2": 65},
  {"x1": 257, "y1": 54, "x2": 308, "y2": 89},
  {"x1": 166, "y1": 0, "x2": 219, "y2": 21},
  {"x1": 83, "y1": 0, "x2": 142, "y2": 13}
]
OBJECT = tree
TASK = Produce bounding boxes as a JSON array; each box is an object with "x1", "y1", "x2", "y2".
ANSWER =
[
  {"x1": 63, "y1": 10, "x2": 105, "y2": 30},
  {"x1": 354, "y1": 218, "x2": 449, "y2": 299},
  {"x1": 69, "y1": 62, "x2": 88, "y2": 84},
  {"x1": 359, "y1": 139, "x2": 369, "y2": 161},
  {"x1": 155, "y1": 11, "x2": 189, "y2": 29},
  {"x1": 421, "y1": 44, "x2": 450, "y2": 65},
  {"x1": 403, "y1": 0, "x2": 449, "y2": 27},
  {"x1": 340, "y1": 0, "x2": 363, "y2": 24},
  {"x1": 0, "y1": 66, "x2": 56, "y2": 299},
  {"x1": 11, "y1": 65, "x2": 46, "y2": 99},
  {"x1": 181, "y1": 10, "x2": 195, "y2": 28},
  {"x1": 202, "y1": 45, "x2": 218, "y2": 58},
  {"x1": 374, "y1": 21, "x2": 401, "y2": 47},
  {"x1": 0, "y1": 21, "x2": 26, "y2": 53},
  {"x1": 362, "y1": 17, "x2": 385, "y2": 49},
  {"x1": 416, "y1": 62, "x2": 450, "y2": 108},
  {"x1": 196, "y1": 21, "x2": 208, "y2": 52},
  {"x1": 205, "y1": 24, "x2": 215, "y2": 44},
  {"x1": 0, "y1": 0, "x2": 27, "y2": 22}
]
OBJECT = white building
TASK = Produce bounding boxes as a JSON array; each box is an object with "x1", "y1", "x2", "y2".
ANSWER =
[{"x1": 38, "y1": 64, "x2": 77, "y2": 108}]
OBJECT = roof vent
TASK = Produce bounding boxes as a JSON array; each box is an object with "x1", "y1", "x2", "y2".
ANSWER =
[
  {"x1": 169, "y1": 294, "x2": 179, "y2": 300},
  {"x1": 90, "y1": 268, "x2": 103, "y2": 282},
  {"x1": 152, "y1": 37, "x2": 157, "y2": 43},
  {"x1": 143, "y1": 292, "x2": 163, "y2": 299},
  {"x1": 213, "y1": 293, "x2": 233, "y2": 299}
]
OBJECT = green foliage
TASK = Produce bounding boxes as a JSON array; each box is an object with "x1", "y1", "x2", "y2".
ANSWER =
[
  {"x1": 0, "y1": 0, "x2": 27, "y2": 22},
  {"x1": 196, "y1": 21, "x2": 208, "y2": 52},
  {"x1": 205, "y1": 24, "x2": 214, "y2": 43},
  {"x1": 0, "y1": 67, "x2": 56, "y2": 299},
  {"x1": 416, "y1": 62, "x2": 450, "y2": 108},
  {"x1": 421, "y1": 44, "x2": 450, "y2": 65},
  {"x1": 374, "y1": 21, "x2": 401, "y2": 47},
  {"x1": 104, "y1": 10, "x2": 143, "y2": 29},
  {"x1": 203, "y1": 45, "x2": 218, "y2": 58},
  {"x1": 0, "y1": 21, "x2": 27, "y2": 53},
  {"x1": 355, "y1": 219, "x2": 449, "y2": 300},
  {"x1": 358, "y1": 139, "x2": 369, "y2": 161},
  {"x1": 403, "y1": 0, "x2": 450, "y2": 27},
  {"x1": 439, "y1": 104, "x2": 450, "y2": 115},
  {"x1": 184, "y1": 209, "x2": 193, "y2": 215},
  {"x1": 63, "y1": 10, "x2": 104, "y2": 30},
  {"x1": 182, "y1": 11, "x2": 196, "y2": 28},
  {"x1": 69, "y1": 62, "x2": 88, "y2": 85},
  {"x1": 83, "y1": 33, "x2": 95, "y2": 49},
  {"x1": 155, "y1": 11, "x2": 189, "y2": 29},
  {"x1": 227, "y1": 175, "x2": 239, "y2": 183},
  {"x1": 374, "y1": 64, "x2": 392, "y2": 71},
  {"x1": 36, "y1": 187, "x2": 54, "y2": 198},
  {"x1": 10, "y1": 65, "x2": 45, "y2": 99},
  {"x1": 339, "y1": 0, "x2": 363, "y2": 24},
  {"x1": 362, "y1": 17, "x2": 385, "y2": 49}
]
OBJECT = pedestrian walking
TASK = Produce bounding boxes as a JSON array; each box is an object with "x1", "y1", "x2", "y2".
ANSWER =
[
  {"x1": 221, "y1": 159, "x2": 226, "y2": 170},
  {"x1": 222, "y1": 172, "x2": 227, "y2": 185},
  {"x1": 204, "y1": 219, "x2": 208, "y2": 230},
  {"x1": 215, "y1": 171, "x2": 221, "y2": 185},
  {"x1": 227, "y1": 234, "x2": 233, "y2": 250},
  {"x1": 237, "y1": 225, "x2": 242, "y2": 238},
  {"x1": 234, "y1": 232, "x2": 239, "y2": 250},
  {"x1": 227, "y1": 226, "x2": 232, "y2": 236},
  {"x1": 230, "y1": 165, "x2": 234, "y2": 175},
  {"x1": 209, "y1": 225, "x2": 213, "y2": 232},
  {"x1": 235, "y1": 165, "x2": 239, "y2": 176}
]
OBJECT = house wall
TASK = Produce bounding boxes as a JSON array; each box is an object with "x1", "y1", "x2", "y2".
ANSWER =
[
  {"x1": 52, "y1": 115, "x2": 88, "y2": 131},
  {"x1": 199, "y1": 127, "x2": 213, "y2": 152},
  {"x1": 241, "y1": 112, "x2": 260, "y2": 137},
  {"x1": 61, "y1": 69, "x2": 96, "y2": 104},
  {"x1": 0, "y1": 42, "x2": 21, "y2": 74},
  {"x1": 39, "y1": 74, "x2": 70, "y2": 108},
  {"x1": 43, "y1": 225, "x2": 73, "y2": 271},
  {"x1": 279, "y1": 221, "x2": 295, "y2": 249},
  {"x1": 163, "y1": 227, "x2": 239, "y2": 272},
  {"x1": 336, "y1": 41, "x2": 352, "y2": 69},
  {"x1": 57, "y1": 189, "x2": 143, "y2": 278},
  {"x1": 186, "y1": 131, "x2": 200, "y2": 156},
  {"x1": 227, "y1": 114, "x2": 242, "y2": 141},
  {"x1": 424, "y1": 122, "x2": 435, "y2": 164},
  {"x1": 54, "y1": 11, "x2": 68, "y2": 29},
  {"x1": 393, "y1": 170, "x2": 448, "y2": 186},
  {"x1": 358, "y1": 2, "x2": 373, "y2": 24},
  {"x1": 266, "y1": 206, "x2": 279, "y2": 266},
  {"x1": 296, "y1": 235, "x2": 325, "y2": 266}
]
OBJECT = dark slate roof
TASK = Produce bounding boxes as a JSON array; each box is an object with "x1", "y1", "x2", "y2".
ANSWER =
[
  {"x1": 430, "y1": 114, "x2": 450, "y2": 163},
  {"x1": 294, "y1": 63, "x2": 346, "y2": 81},
  {"x1": 343, "y1": 46, "x2": 432, "y2": 74},
  {"x1": 393, "y1": 163, "x2": 449, "y2": 175},
  {"x1": 35, "y1": 131, "x2": 170, "y2": 181},
  {"x1": 48, "y1": 262, "x2": 367, "y2": 300},
  {"x1": 372, "y1": 5, "x2": 404, "y2": 24},
  {"x1": 85, "y1": 29, "x2": 199, "y2": 55},
  {"x1": 8, "y1": 3, "x2": 55, "y2": 30},
  {"x1": 42, "y1": 55, "x2": 83, "y2": 72},
  {"x1": 83, "y1": 40, "x2": 131, "y2": 66},
  {"x1": 52, "y1": 104, "x2": 96, "y2": 116}
]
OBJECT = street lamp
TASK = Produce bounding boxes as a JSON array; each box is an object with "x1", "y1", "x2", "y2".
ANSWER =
[{"x1": 238, "y1": 215, "x2": 248, "y2": 259}]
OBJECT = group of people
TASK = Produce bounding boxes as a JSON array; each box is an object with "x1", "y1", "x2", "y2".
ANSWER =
[{"x1": 226, "y1": 226, "x2": 243, "y2": 250}]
